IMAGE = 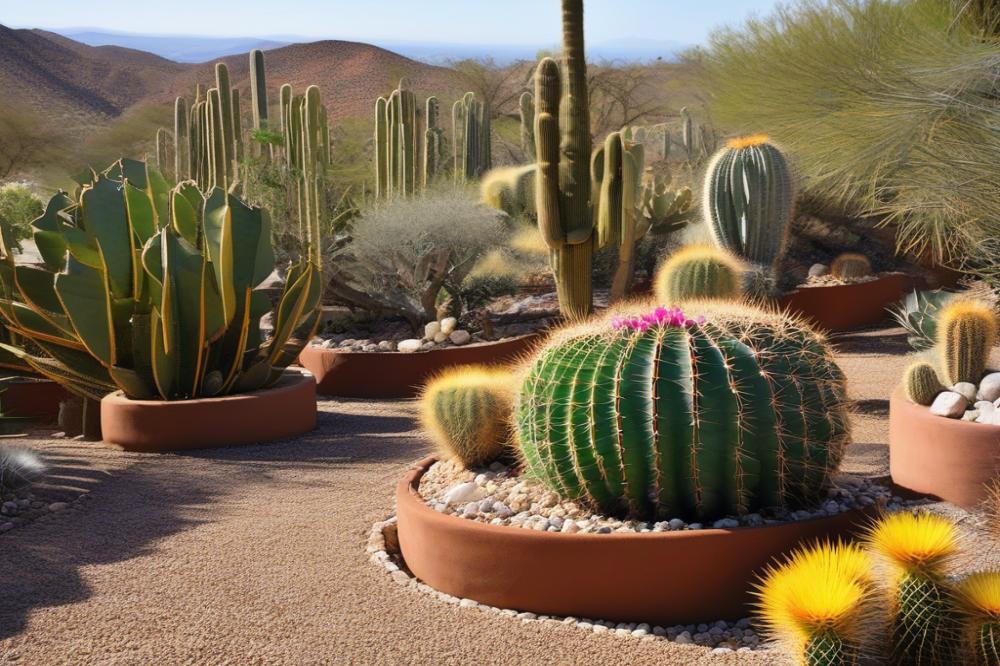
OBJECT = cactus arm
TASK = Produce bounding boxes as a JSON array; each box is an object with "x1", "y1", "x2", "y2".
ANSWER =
[{"x1": 558, "y1": 0, "x2": 592, "y2": 243}]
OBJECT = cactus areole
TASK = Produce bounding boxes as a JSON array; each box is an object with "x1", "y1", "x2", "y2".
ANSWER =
[{"x1": 515, "y1": 303, "x2": 851, "y2": 521}]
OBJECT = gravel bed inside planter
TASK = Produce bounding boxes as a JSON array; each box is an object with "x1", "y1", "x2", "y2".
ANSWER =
[
  {"x1": 802, "y1": 274, "x2": 879, "y2": 288},
  {"x1": 418, "y1": 459, "x2": 906, "y2": 533},
  {"x1": 366, "y1": 516, "x2": 764, "y2": 654}
]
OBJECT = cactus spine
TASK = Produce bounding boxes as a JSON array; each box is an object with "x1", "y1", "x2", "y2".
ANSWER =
[
  {"x1": 420, "y1": 366, "x2": 515, "y2": 467},
  {"x1": 519, "y1": 91, "x2": 535, "y2": 157},
  {"x1": 938, "y1": 300, "x2": 997, "y2": 385},
  {"x1": 903, "y1": 361, "x2": 944, "y2": 406},
  {"x1": 515, "y1": 302, "x2": 851, "y2": 520},
  {"x1": 654, "y1": 245, "x2": 743, "y2": 304},
  {"x1": 533, "y1": 0, "x2": 595, "y2": 321},
  {"x1": 831, "y1": 252, "x2": 872, "y2": 280},
  {"x1": 704, "y1": 134, "x2": 793, "y2": 270},
  {"x1": 453, "y1": 92, "x2": 491, "y2": 183},
  {"x1": 173, "y1": 97, "x2": 189, "y2": 181}
]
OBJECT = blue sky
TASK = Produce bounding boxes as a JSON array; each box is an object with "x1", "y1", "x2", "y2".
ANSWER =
[{"x1": 3, "y1": 1, "x2": 781, "y2": 45}]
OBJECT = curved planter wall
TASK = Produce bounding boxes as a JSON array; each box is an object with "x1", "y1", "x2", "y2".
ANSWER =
[
  {"x1": 300, "y1": 334, "x2": 540, "y2": 399},
  {"x1": 0, "y1": 376, "x2": 68, "y2": 421},
  {"x1": 101, "y1": 369, "x2": 317, "y2": 452},
  {"x1": 396, "y1": 458, "x2": 869, "y2": 626},
  {"x1": 889, "y1": 386, "x2": 1000, "y2": 508},
  {"x1": 779, "y1": 273, "x2": 912, "y2": 332}
]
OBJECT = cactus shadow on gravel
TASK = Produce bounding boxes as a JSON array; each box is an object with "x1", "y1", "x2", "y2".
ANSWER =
[{"x1": 0, "y1": 462, "x2": 219, "y2": 641}]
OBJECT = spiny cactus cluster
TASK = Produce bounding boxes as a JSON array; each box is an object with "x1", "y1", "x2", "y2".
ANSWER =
[
  {"x1": 453, "y1": 92, "x2": 492, "y2": 184},
  {"x1": 419, "y1": 366, "x2": 515, "y2": 467},
  {"x1": 375, "y1": 79, "x2": 418, "y2": 198},
  {"x1": 831, "y1": 252, "x2": 872, "y2": 280},
  {"x1": 654, "y1": 244, "x2": 743, "y2": 304},
  {"x1": 902, "y1": 299, "x2": 998, "y2": 405},
  {"x1": 515, "y1": 301, "x2": 851, "y2": 521}
]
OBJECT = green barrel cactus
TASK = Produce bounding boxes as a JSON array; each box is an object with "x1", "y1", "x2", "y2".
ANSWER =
[
  {"x1": 704, "y1": 134, "x2": 793, "y2": 269},
  {"x1": 903, "y1": 361, "x2": 944, "y2": 406},
  {"x1": 516, "y1": 302, "x2": 851, "y2": 520},
  {"x1": 831, "y1": 252, "x2": 872, "y2": 280},
  {"x1": 654, "y1": 244, "x2": 743, "y2": 304}
]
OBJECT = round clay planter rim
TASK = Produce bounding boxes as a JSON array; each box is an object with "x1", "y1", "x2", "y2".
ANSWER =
[
  {"x1": 399, "y1": 456, "x2": 867, "y2": 541},
  {"x1": 102, "y1": 367, "x2": 313, "y2": 406},
  {"x1": 311, "y1": 333, "x2": 540, "y2": 357},
  {"x1": 891, "y1": 384, "x2": 1000, "y2": 433}
]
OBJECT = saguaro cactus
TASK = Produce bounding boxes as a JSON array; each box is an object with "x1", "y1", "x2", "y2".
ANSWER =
[
  {"x1": 155, "y1": 128, "x2": 170, "y2": 178},
  {"x1": 174, "y1": 97, "x2": 189, "y2": 181},
  {"x1": 374, "y1": 80, "x2": 420, "y2": 198},
  {"x1": 704, "y1": 134, "x2": 794, "y2": 270},
  {"x1": 453, "y1": 92, "x2": 491, "y2": 183},
  {"x1": 423, "y1": 96, "x2": 445, "y2": 187},
  {"x1": 519, "y1": 91, "x2": 535, "y2": 157},
  {"x1": 515, "y1": 302, "x2": 851, "y2": 520},
  {"x1": 249, "y1": 48, "x2": 268, "y2": 158},
  {"x1": 215, "y1": 63, "x2": 236, "y2": 185}
]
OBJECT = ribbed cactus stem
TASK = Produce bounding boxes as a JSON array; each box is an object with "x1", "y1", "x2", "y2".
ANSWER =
[
  {"x1": 155, "y1": 128, "x2": 170, "y2": 179},
  {"x1": 174, "y1": 97, "x2": 189, "y2": 182},
  {"x1": 214, "y1": 63, "x2": 235, "y2": 185},
  {"x1": 704, "y1": 135, "x2": 793, "y2": 270},
  {"x1": 280, "y1": 84, "x2": 293, "y2": 169},
  {"x1": 681, "y1": 107, "x2": 694, "y2": 161},
  {"x1": 249, "y1": 49, "x2": 268, "y2": 139},
  {"x1": 831, "y1": 252, "x2": 872, "y2": 280},
  {"x1": 903, "y1": 361, "x2": 944, "y2": 406},
  {"x1": 423, "y1": 96, "x2": 443, "y2": 187},
  {"x1": 519, "y1": 92, "x2": 535, "y2": 157},
  {"x1": 375, "y1": 96, "x2": 389, "y2": 198},
  {"x1": 939, "y1": 300, "x2": 997, "y2": 386},
  {"x1": 207, "y1": 88, "x2": 226, "y2": 190},
  {"x1": 654, "y1": 245, "x2": 743, "y2": 304},
  {"x1": 893, "y1": 572, "x2": 962, "y2": 666},
  {"x1": 231, "y1": 89, "x2": 244, "y2": 165}
]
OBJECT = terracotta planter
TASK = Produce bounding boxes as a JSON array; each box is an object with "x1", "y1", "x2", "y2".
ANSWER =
[
  {"x1": 100, "y1": 369, "x2": 317, "y2": 452},
  {"x1": 396, "y1": 458, "x2": 869, "y2": 625},
  {"x1": 889, "y1": 386, "x2": 1000, "y2": 508},
  {"x1": 0, "y1": 375, "x2": 69, "y2": 421},
  {"x1": 779, "y1": 273, "x2": 913, "y2": 332},
  {"x1": 300, "y1": 334, "x2": 540, "y2": 399}
]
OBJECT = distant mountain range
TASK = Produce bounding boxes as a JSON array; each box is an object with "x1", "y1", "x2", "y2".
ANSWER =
[{"x1": 51, "y1": 28, "x2": 691, "y2": 65}]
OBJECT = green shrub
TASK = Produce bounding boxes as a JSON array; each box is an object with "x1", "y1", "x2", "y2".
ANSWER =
[{"x1": 0, "y1": 184, "x2": 43, "y2": 252}]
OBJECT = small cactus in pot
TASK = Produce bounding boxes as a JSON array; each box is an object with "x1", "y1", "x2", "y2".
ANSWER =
[
  {"x1": 939, "y1": 300, "x2": 997, "y2": 386},
  {"x1": 903, "y1": 361, "x2": 945, "y2": 406},
  {"x1": 653, "y1": 244, "x2": 743, "y2": 304},
  {"x1": 830, "y1": 253, "x2": 872, "y2": 280}
]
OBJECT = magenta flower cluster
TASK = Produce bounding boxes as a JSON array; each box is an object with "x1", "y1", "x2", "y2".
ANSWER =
[{"x1": 610, "y1": 306, "x2": 706, "y2": 333}]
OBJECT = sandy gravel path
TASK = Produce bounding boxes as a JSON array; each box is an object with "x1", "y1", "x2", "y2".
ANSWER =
[{"x1": 0, "y1": 326, "x2": 994, "y2": 665}]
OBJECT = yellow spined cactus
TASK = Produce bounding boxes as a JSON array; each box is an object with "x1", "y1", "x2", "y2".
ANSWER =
[
  {"x1": 653, "y1": 244, "x2": 744, "y2": 305},
  {"x1": 756, "y1": 540, "x2": 876, "y2": 666},
  {"x1": 956, "y1": 571, "x2": 1000, "y2": 666},
  {"x1": 938, "y1": 299, "x2": 998, "y2": 385},
  {"x1": 830, "y1": 252, "x2": 872, "y2": 280},
  {"x1": 419, "y1": 366, "x2": 516, "y2": 468}
]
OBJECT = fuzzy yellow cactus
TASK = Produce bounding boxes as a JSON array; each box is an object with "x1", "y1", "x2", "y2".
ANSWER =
[
  {"x1": 903, "y1": 361, "x2": 944, "y2": 406},
  {"x1": 756, "y1": 540, "x2": 876, "y2": 666},
  {"x1": 653, "y1": 244, "x2": 744, "y2": 304},
  {"x1": 830, "y1": 253, "x2": 872, "y2": 280},
  {"x1": 956, "y1": 571, "x2": 1000, "y2": 666},
  {"x1": 866, "y1": 512, "x2": 963, "y2": 666},
  {"x1": 938, "y1": 300, "x2": 998, "y2": 385},
  {"x1": 419, "y1": 366, "x2": 516, "y2": 468}
]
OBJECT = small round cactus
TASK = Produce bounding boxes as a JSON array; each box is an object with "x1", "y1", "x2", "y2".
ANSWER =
[
  {"x1": 956, "y1": 571, "x2": 1000, "y2": 666},
  {"x1": 420, "y1": 366, "x2": 516, "y2": 468},
  {"x1": 938, "y1": 300, "x2": 998, "y2": 385},
  {"x1": 653, "y1": 244, "x2": 743, "y2": 304},
  {"x1": 831, "y1": 253, "x2": 872, "y2": 280},
  {"x1": 903, "y1": 361, "x2": 945, "y2": 406}
]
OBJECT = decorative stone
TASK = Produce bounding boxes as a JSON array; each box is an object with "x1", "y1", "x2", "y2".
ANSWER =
[
  {"x1": 808, "y1": 263, "x2": 830, "y2": 278},
  {"x1": 929, "y1": 391, "x2": 968, "y2": 418},
  {"x1": 449, "y1": 330, "x2": 472, "y2": 346},
  {"x1": 377, "y1": 340, "x2": 396, "y2": 352},
  {"x1": 47, "y1": 502, "x2": 68, "y2": 512},
  {"x1": 952, "y1": 382, "x2": 978, "y2": 403},
  {"x1": 420, "y1": 341, "x2": 436, "y2": 351},
  {"x1": 442, "y1": 482, "x2": 480, "y2": 506},
  {"x1": 991, "y1": 409, "x2": 1000, "y2": 426},
  {"x1": 424, "y1": 321, "x2": 441, "y2": 340},
  {"x1": 440, "y1": 317, "x2": 458, "y2": 335},
  {"x1": 397, "y1": 339, "x2": 422, "y2": 353},
  {"x1": 978, "y1": 373, "x2": 1000, "y2": 402},
  {"x1": 433, "y1": 331, "x2": 448, "y2": 343},
  {"x1": 964, "y1": 410, "x2": 981, "y2": 422}
]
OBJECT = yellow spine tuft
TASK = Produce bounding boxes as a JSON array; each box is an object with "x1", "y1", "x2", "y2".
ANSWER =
[
  {"x1": 726, "y1": 133, "x2": 771, "y2": 149},
  {"x1": 865, "y1": 511, "x2": 960, "y2": 577}
]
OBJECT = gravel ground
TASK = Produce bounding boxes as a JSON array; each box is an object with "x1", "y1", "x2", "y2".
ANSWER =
[{"x1": 0, "y1": 325, "x2": 996, "y2": 665}]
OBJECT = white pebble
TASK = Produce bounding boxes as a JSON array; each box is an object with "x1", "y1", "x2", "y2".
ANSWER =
[
  {"x1": 443, "y1": 482, "x2": 480, "y2": 506},
  {"x1": 424, "y1": 321, "x2": 441, "y2": 340},
  {"x1": 440, "y1": 317, "x2": 458, "y2": 335},
  {"x1": 397, "y1": 339, "x2": 422, "y2": 353}
]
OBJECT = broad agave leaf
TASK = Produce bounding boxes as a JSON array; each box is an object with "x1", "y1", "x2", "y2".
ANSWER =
[
  {"x1": 890, "y1": 289, "x2": 956, "y2": 352},
  {"x1": 0, "y1": 159, "x2": 320, "y2": 401}
]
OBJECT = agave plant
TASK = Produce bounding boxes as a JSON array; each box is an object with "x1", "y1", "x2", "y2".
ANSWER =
[
  {"x1": 0, "y1": 158, "x2": 321, "y2": 401},
  {"x1": 891, "y1": 290, "x2": 958, "y2": 352}
]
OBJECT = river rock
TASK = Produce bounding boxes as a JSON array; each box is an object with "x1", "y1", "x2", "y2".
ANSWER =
[
  {"x1": 449, "y1": 330, "x2": 471, "y2": 346},
  {"x1": 397, "y1": 339, "x2": 422, "y2": 353},
  {"x1": 443, "y1": 482, "x2": 481, "y2": 506},
  {"x1": 424, "y1": 321, "x2": 440, "y2": 340},
  {"x1": 808, "y1": 263, "x2": 830, "y2": 278},
  {"x1": 433, "y1": 331, "x2": 448, "y2": 343},
  {"x1": 377, "y1": 340, "x2": 396, "y2": 352},
  {"x1": 978, "y1": 373, "x2": 1000, "y2": 402},
  {"x1": 440, "y1": 317, "x2": 458, "y2": 335},
  {"x1": 930, "y1": 391, "x2": 968, "y2": 418},
  {"x1": 952, "y1": 382, "x2": 978, "y2": 403}
]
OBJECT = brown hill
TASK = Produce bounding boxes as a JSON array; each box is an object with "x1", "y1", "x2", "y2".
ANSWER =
[{"x1": 0, "y1": 25, "x2": 459, "y2": 141}]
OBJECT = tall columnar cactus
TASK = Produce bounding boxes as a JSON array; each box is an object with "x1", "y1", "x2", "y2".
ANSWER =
[
  {"x1": 423, "y1": 96, "x2": 445, "y2": 187},
  {"x1": 280, "y1": 84, "x2": 294, "y2": 168},
  {"x1": 420, "y1": 366, "x2": 515, "y2": 468},
  {"x1": 533, "y1": 0, "x2": 595, "y2": 321},
  {"x1": 374, "y1": 96, "x2": 389, "y2": 197},
  {"x1": 0, "y1": 159, "x2": 322, "y2": 401},
  {"x1": 231, "y1": 89, "x2": 244, "y2": 165},
  {"x1": 938, "y1": 300, "x2": 998, "y2": 385},
  {"x1": 519, "y1": 91, "x2": 535, "y2": 157},
  {"x1": 214, "y1": 63, "x2": 236, "y2": 185},
  {"x1": 654, "y1": 244, "x2": 743, "y2": 304},
  {"x1": 756, "y1": 541, "x2": 877, "y2": 666},
  {"x1": 956, "y1": 571, "x2": 1000, "y2": 666},
  {"x1": 374, "y1": 80, "x2": 420, "y2": 198},
  {"x1": 866, "y1": 512, "x2": 963, "y2": 666},
  {"x1": 155, "y1": 128, "x2": 170, "y2": 179},
  {"x1": 704, "y1": 134, "x2": 794, "y2": 271},
  {"x1": 174, "y1": 97, "x2": 189, "y2": 181},
  {"x1": 453, "y1": 91, "x2": 491, "y2": 183},
  {"x1": 681, "y1": 106, "x2": 694, "y2": 161},
  {"x1": 515, "y1": 302, "x2": 851, "y2": 520},
  {"x1": 249, "y1": 48, "x2": 268, "y2": 158},
  {"x1": 903, "y1": 361, "x2": 945, "y2": 406},
  {"x1": 831, "y1": 252, "x2": 872, "y2": 280}
]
